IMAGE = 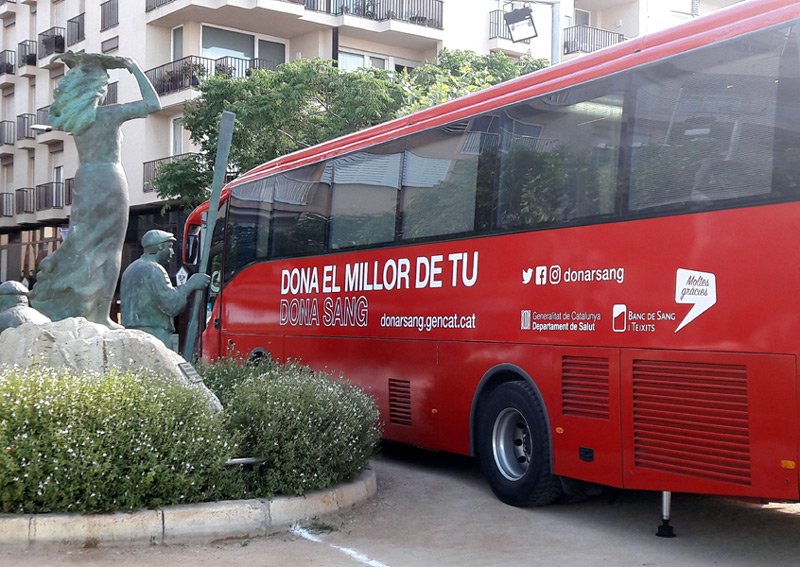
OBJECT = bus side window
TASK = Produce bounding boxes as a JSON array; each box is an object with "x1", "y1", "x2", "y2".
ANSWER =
[
  {"x1": 184, "y1": 225, "x2": 201, "y2": 266},
  {"x1": 628, "y1": 23, "x2": 797, "y2": 212}
]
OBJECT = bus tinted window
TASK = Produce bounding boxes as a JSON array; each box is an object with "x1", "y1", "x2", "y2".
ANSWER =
[
  {"x1": 268, "y1": 164, "x2": 330, "y2": 258},
  {"x1": 629, "y1": 24, "x2": 797, "y2": 212},
  {"x1": 225, "y1": 177, "x2": 272, "y2": 282},
  {"x1": 401, "y1": 124, "x2": 484, "y2": 240},
  {"x1": 329, "y1": 145, "x2": 402, "y2": 249},
  {"x1": 496, "y1": 83, "x2": 623, "y2": 230}
]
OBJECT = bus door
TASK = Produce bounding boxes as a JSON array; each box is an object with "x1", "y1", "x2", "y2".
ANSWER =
[{"x1": 201, "y1": 203, "x2": 227, "y2": 359}]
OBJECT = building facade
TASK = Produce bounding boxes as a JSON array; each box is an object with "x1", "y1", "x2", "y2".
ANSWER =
[{"x1": 0, "y1": 0, "x2": 744, "y2": 306}]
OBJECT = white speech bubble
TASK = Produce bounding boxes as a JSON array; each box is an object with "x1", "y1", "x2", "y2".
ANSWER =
[{"x1": 675, "y1": 268, "x2": 717, "y2": 332}]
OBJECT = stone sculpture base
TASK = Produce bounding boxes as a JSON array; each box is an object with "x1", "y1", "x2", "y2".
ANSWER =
[{"x1": 0, "y1": 317, "x2": 221, "y2": 412}]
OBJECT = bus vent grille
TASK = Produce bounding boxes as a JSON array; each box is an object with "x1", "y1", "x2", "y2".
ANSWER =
[
  {"x1": 388, "y1": 379, "x2": 412, "y2": 426},
  {"x1": 632, "y1": 359, "x2": 752, "y2": 486},
  {"x1": 561, "y1": 356, "x2": 610, "y2": 419}
]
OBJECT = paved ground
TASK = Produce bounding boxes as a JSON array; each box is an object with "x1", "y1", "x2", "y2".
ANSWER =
[{"x1": 5, "y1": 443, "x2": 800, "y2": 566}]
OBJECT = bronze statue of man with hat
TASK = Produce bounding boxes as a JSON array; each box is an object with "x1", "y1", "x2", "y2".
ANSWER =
[{"x1": 120, "y1": 230, "x2": 210, "y2": 347}]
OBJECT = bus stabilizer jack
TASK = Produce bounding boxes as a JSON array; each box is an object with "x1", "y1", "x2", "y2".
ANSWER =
[{"x1": 656, "y1": 491, "x2": 676, "y2": 538}]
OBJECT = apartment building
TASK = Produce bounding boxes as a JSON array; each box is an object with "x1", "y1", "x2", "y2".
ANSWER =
[{"x1": 0, "y1": 0, "x2": 745, "y2": 296}]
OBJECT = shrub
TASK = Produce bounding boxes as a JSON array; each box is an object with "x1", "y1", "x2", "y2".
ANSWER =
[
  {"x1": 0, "y1": 366, "x2": 241, "y2": 514},
  {"x1": 201, "y1": 357, "x2": 382, "y2": 496}
]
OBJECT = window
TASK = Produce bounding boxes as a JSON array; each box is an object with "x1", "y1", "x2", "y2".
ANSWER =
[
  {"x1": 171, "y1": 118, "x2": 183, "y2": 156},
  {"x1": 339, "y1": 50, "x2": 386, "y2": 71},
  {"x1": 258, "y1": 39, "x2": 285, "y2": 66},
  {"x1": 172, "y1": 26, "x2": 183, "y2": 60},
  {"x1": 101, "y1": 36, "x2": 118, "y2": 53},
  {"x1": 329, "y1": 143, "x2": 402, "y2": 248},
  {"x1": 100, "y1": 0, "x2": 118, "y2": 31},
  {"x1": 627, "y1": 22, "x2": 794, "y2": 212},
  {"x1": 202, "y1": 26, "x2": 254, "y2": 60}
]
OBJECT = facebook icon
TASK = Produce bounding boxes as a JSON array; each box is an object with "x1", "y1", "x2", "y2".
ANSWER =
[{"x1": 535, "y1": 266, "x2": 548, "y2": 285}]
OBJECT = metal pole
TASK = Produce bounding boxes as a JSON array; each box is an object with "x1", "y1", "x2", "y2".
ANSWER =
[{"x1": 181, "y1": 110, "x2": 236, "y2": 361}]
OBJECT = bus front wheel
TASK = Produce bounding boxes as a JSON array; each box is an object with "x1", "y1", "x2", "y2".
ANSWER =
[{"x1": 477, "y1": 381, "x2": 563, "y2": 507}]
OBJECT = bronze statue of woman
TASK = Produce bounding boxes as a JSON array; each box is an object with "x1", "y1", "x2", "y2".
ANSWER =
[{"x1": 29, "y1": 52, "x2": 161, "y2": 327}]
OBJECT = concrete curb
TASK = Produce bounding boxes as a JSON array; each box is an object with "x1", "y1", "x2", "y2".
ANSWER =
[{"x1": 0, "y1": 468, "x2": 376, "y2": 548}]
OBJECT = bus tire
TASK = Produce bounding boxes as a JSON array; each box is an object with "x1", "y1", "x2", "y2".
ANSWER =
[{"x1": 477, "y1": 381, "x2": 563, "y2": 507}]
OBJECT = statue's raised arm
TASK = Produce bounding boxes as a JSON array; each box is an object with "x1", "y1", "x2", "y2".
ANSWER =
[{"x1": 29, "y1": 52, "x2": 162, "y2": 327}]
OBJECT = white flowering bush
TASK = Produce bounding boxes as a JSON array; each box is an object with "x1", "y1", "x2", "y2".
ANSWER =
[
  {"x1": 0, "y1": 366, "x2": 241, "y2": 514},
  {"x1": 202, "y1": 358, "x2": 382, "y2": 496}
]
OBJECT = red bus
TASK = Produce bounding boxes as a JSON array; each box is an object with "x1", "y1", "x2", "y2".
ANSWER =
[{"x1": 184, "y1": 0, "x2": 800, "y2": 513}]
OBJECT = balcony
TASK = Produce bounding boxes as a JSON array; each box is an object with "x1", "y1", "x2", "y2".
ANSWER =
[
  {"x1": 15, "y1": 188, "x2": 35, "y2": 216},
  {"x1": 0, "y1": 120, "x2": 14, "y2": 156},
  {"x1": 213, "y1": 56, "x2": 278, "y2": 79},
  {"x1": 147, "y1": 0, "x2": 443, "y2": 51},
  {"x1": 143, "y1": 152, "x2": 199, "y2": 193},
  {"x1": 67, "y1": 13, "x2": 86, "y2": 47},
  {"x1": 16, "y1": 113, "x2": 35, "y2": 149},
  {"x1": 39, "y1": 27, "x2": 66, "y2": 62},
  {"x1": 145, "y1": 56, "x2": 212, "y2": 97},
  {"x1": 35, "y1": 106, "x2": 62, "y2": 145},
  {"x1": 0, "y1": 50, "x2": 15, "y2": 88},
  {"x1": 488, "y1": 9, "x2": 530, "y2": 55},
  {"x1": 0, "y1": 0, "x2": 16, "y2": 21},
  {"x1": 563, "y1": 25, "x2": 625, "y2": 56},
  {"x1": 36, "y1": 182, "x2": 67, "y2": 211},
  {"x1": 316, "y1": 0, "x2": 443, "y2": 28},
  {"x1": 0, "y1": 192, "x2": 13, "y2": 217},
  {"x1": 17, "y1": 40, "x2": 37, "y2": 77}
]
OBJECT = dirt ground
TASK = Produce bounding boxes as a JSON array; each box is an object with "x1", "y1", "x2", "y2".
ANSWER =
[{"x1": 6, "y1": 444, "x2": 800, "y2": 567}]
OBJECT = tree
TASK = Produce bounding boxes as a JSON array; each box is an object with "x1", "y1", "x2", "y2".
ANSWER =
[
  {"x1": 154, "y1": 51, "x2": 548, "y2": 211},
  {"x1": 402, "y1": 48, "x2": 548, "y2": 113}
]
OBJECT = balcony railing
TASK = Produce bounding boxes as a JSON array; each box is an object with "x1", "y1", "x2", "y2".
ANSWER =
[
  {"x1": 146, "y1": 0, "x2": 442, "y2": 28},
  {"x1": 146, "y1": 56, "x2": 280, "y2": 95},
  {"x1": 67, "y1": 13, "x2": 85, "y2": 46},
  {"x1": 16, "y1": 113, "x2": 35, "y2": 140},
  {"x1": 0, "y1": 192, "x2": 13, "y2": 217},
  {"x1": 563, "y1": 25, "x2": 625, "y2": 55},
  {"x1": 39, "y1": 27, "x2": 66, "y2": 59},
  {"x1": 145, "y1": 56, "x2": 212, "y2": 96},
  {"x1": 0, "y1": 50, "x2": 14, "y2": 76},
  {"x1": 213, "y1": 56, "x2": 278, "y2": 79},
  {"x1": 18, "y1": 40, "x2": 37, "y2": 67},
  {"x1": 100, "y1": 0, "x2": 118, "y2": 31},
  {"x1": 143, "y1": 152, "x2": 199, "y2": 192},
  {"x1": 15, "y1": 188, "x2": 34, "y2": 214},
  {"x1": 489, "y1": 9, "x2": 529, "y2": 44},
  {"x1": 0, "y1": 120, "x2": 14, "y2": 145},
  {"x1": 36, "y1": 182, "x2": 67, "y2": 211},
  {"x1": 35, "y1": 106, "x2": 50, "y2": 131}
]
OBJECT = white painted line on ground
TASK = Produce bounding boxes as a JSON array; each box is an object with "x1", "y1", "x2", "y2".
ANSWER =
[{"x1": 290, "y1": 524, "x2": 390, "y2": 567}]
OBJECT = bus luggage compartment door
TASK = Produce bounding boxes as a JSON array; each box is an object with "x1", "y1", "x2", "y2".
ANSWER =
[
  {"x1": 620, "y1": 350, "x2": 798, "y2": 500},
  {"x1": 551, "y1": 347, "x2": 624, "y2": 489}
]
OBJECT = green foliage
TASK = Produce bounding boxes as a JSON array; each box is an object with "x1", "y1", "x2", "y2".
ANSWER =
[
  {"x1": 0, "y1": 367, "x2": 239, "y2": 514},
  {"x1": 0, "y1": 360, "x2": 381, "y2": 514},
  {"x1": 152, "y1": 153, "x2": 213, "y2": 212},
  {"x1": 402, "y1": 49, "x2": 549, "y2": 113},
  {"x1": 155, "y1": 52, "x2": 549, "y2": 212},
  {"x1": 201, "y1": 357, "x2": 382, "y2": 496}
]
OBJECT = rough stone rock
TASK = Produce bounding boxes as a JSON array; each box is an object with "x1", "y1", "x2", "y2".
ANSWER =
[{"x1": 0, "y1": 317, "x2": 222, "y2": 412}]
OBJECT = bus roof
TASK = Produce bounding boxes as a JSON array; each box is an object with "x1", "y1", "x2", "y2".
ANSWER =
[{"x1": 189, "y1": 0, "x2": 799, "y2": 220}]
